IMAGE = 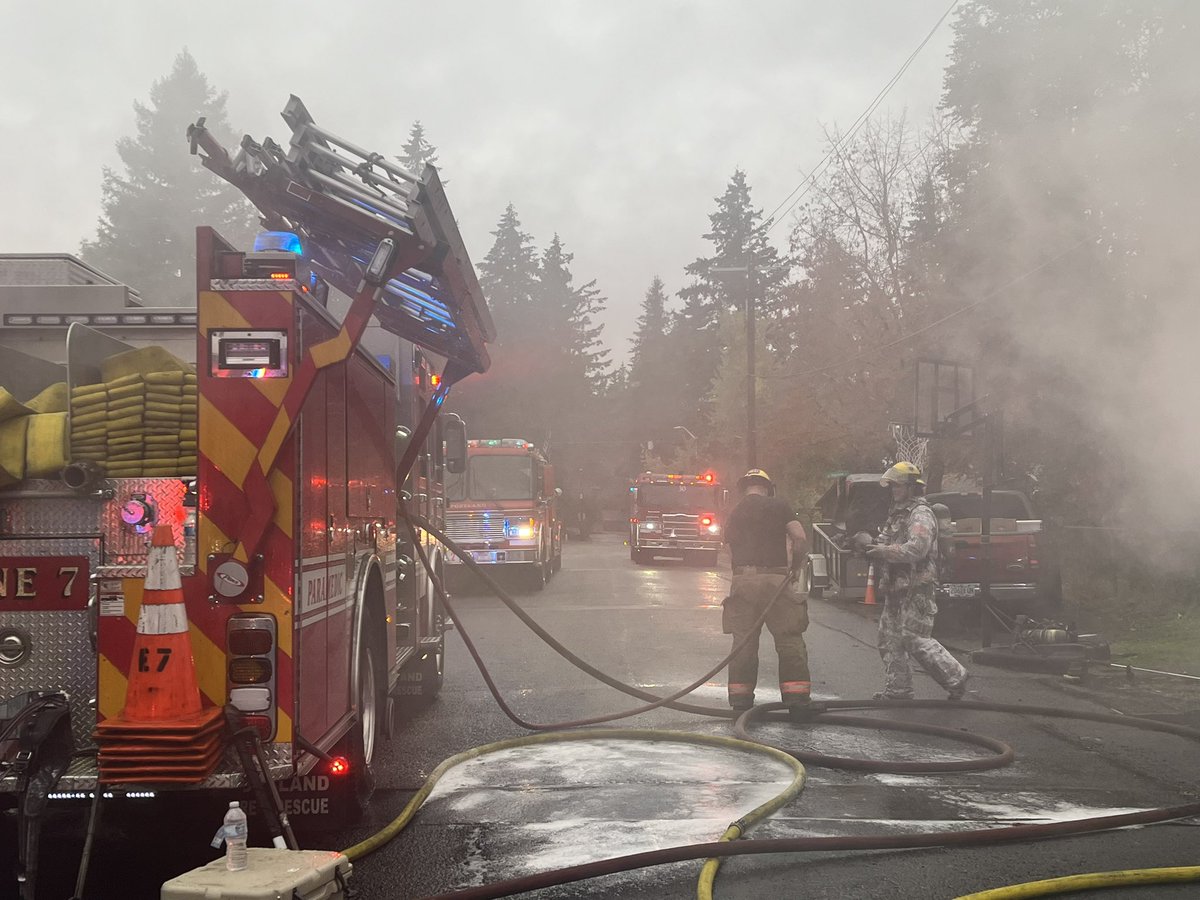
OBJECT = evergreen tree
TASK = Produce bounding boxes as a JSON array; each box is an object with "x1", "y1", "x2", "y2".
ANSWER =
[
  {"x1": 678, "y1": 169, "x2": 789, "y2": 327},
  {"x1": 535, "y1": 234, "x2": 611, "y2": 391},
  {"x1": 626, "y1": 276, "x2": 689, "y2": 460},
  {"x1": 80, "y1": 50, "x2": 256, "y2": 306},
  {"x1": 534, "y1": 234, "x2": 579, "y2": 348},
  {"x1": 671, "y1": 170, "x2": 788, "y2": 437},
  {"x1": 567, "y1": 275, "x2": 611, "y2": 390},
  {"x1": 628, "y1": 276, "x2": 669, "y2": 381},
  {"x1": 398, "y1": 121, "x2": 440, "y2": 174},
  {"x1": 477, "y1": 204, "x2": 539, "y2": 339}
]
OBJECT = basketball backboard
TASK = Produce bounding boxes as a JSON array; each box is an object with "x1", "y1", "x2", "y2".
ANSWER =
[{"x1": 915, "y1": 359, "x2": 976, "y2": 437}]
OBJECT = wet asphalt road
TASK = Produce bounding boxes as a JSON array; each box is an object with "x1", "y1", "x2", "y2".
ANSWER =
[{"x1": 6, "y1": 532, "x2": 1199, "y2": 899}]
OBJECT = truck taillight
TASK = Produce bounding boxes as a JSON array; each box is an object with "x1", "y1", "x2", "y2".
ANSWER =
[
  {"x1": 229, "y1": 657, "x2": 273, "y2": 684},
  {"x1": 227, "y1": 614, "x2": 277, "y2": 740},
  {"x1": 229, "y1": 628, "x2": 273, "y2": 656},
  {"x1": 1027, "y1": 536, "x2": 1039, "y2": 569},
  {"x1": 241, "y1": 715, "x2": 273, "y2": 741}
]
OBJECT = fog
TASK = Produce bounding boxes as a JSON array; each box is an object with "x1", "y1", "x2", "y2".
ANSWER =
[{"x1": 1, "y1": 0, "x2": 951, "y2": 357}]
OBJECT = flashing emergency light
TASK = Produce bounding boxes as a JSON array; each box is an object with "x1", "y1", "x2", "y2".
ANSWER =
[
  {"x1": 700, "y1": 516, "x2": 714, "y2": 527},
  {"x1": 702, "y1": 473, "x2": 715, "y2": 483},
  {"x1": 430, "y1": 374, "x2": 441, "y2": 387},
  {"x1": 505, "y1": 518, "x2": 536, "y2": 539},
  {"x1": 269, "y1": 272, "x2": 292, "y2": 280},
  {"x1": 328, "y1": 756, "x2": 350, "y2": 776},
  {"x1": 254, "y1": 231, "x2": 303, "y2": 255}
]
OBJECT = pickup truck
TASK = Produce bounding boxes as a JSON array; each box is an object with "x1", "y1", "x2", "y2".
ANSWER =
[{"x1": 926, "y1": 490, "x2": 1059, "y2": 615}]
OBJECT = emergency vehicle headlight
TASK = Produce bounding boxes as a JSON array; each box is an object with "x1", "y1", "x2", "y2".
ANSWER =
[
  {"x1": 707, "y1": 524, "x2": 721, "y2": 535},
  {"x1": 229, "y1": 657, "x2": 273, "y2": 684},
  {"x1": 506, "y1": 518, "x2": 535, "y2": 539},
  {"x1": 640, "y1": 522, "x2": 658, "y2": 531}
]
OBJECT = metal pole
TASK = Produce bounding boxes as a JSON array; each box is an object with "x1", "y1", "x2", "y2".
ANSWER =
[
  {"x1": 979, "y1": 415, "x2": 994, "y2": 648},
  {"x1": 745, "y1": 270, "x2": 757, "y2": 469}
]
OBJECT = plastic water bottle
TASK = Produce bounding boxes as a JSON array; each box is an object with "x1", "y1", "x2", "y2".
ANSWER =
[{"x1": 223, "y1": 801, "x2": 248, "y2": 871}]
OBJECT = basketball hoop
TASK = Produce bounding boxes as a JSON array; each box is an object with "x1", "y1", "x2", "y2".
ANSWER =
[{"x1": 890, "y1": 422, "x2": 929, "y2": 472}]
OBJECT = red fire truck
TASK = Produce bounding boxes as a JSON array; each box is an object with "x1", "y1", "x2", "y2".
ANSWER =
[
  {"x1": 444, "y1": 439, "x2": 563, "y2": 590},
  {"x1": 0, "y1": 97, "x2": 493, "y2": 895},
  {"x1": 628, "y1": 472, "x2": 726, "y2": 567}
]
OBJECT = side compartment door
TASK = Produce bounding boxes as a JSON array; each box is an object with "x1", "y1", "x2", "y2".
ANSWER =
[
  {"x1": 297, "y1": 309, "x2": 331, "y2": 740},
  {"x1": 325, "y1": 361, "x2": 351, "y2": 723}
]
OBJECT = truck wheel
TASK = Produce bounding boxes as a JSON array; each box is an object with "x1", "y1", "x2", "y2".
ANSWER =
[
  {"x1": 332, "y1": 628, "x2": 381, "y2": 820},
  {"x1": 803, "y1": 562, "x2": 824, "y2": 599},
  {"x1": 526, "y1": 563, "x2": 546, "y2": 591}
]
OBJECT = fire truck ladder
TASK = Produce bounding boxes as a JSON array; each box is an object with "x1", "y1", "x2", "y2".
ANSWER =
[{"x1": 188, "y1": 96, "x2": 494, "y2": 562}]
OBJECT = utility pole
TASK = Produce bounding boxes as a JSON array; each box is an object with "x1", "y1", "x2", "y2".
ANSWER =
[{"x1": 712, "y1": 263, "x2": 756, "y2": 468}]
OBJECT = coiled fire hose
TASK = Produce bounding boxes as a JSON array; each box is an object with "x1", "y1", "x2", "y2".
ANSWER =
[{"x1": 338, "y1": 512, "x2": 1200, "y2": 900}]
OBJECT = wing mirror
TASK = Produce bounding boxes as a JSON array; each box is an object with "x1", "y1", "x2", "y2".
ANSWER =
[{"x1": 442, "y1": 414, "x2": 467, "y2": 474}]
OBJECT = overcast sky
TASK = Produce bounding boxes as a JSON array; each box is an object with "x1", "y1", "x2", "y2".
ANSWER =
[{"x1": 2, "y1": 0, "x2": 954, "y2": 361}]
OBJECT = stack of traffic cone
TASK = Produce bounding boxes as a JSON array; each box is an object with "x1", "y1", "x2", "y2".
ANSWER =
[
  {"x1": 94, "y1": 524, "x2": 224, "y2": 784},
  {"x1": 861, "y1": 564, "x2": 878, "y2": 606}
]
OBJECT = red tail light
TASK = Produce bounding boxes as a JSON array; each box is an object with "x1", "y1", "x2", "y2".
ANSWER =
[
  {"x1": 328, "y1": 756, "x2": 350, "y2": 777},
  {"x1": 700, "y1": 516, "x2": 714, "y2": 527},
  {"x1": 242, "y1": 715, "x2": 273, "y2": 741},
  {"x1": 1027, "y1": 536, "x2": 1039, "y2": 569}
]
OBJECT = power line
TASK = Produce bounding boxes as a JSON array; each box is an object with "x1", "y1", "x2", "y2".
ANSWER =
[{"x1": 764, "y1": 0, "x2": 961, "y2": 235}]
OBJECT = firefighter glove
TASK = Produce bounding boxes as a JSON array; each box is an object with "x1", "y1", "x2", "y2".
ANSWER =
[{"x1": 851, "y1": 531, "x2": 874, "y2": 554}]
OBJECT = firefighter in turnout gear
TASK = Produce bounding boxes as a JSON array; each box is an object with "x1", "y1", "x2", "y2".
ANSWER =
[
  {"x1": 858, "y1": 462, "x2": 969, "y2": 700},
  {"x1": 723, "y1": 469, "x2": 812, "y2": 710}
]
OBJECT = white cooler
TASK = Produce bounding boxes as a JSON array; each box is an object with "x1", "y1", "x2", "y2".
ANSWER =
[{"x1": 161, "y1": 849, "x2": 352, "y2": 900}]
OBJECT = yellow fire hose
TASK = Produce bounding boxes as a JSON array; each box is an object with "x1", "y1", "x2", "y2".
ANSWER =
[
  {"x1": 340, "y1": 728, "x2": 806, "y2": 900},
  {"x1": 955, "y1": 865, "x2": 1200, "y2": 898}
]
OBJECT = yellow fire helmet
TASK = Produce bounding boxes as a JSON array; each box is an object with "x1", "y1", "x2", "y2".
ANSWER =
[
  {"x1": 737, "y1": 468, "x2": 775, "y2": 494},
  {"x1": 880, "y1": 461, "x2": 925, "y2": 487}
]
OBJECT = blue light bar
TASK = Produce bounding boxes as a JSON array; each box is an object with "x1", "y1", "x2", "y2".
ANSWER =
[{"x1": 254, "y1": 231, "x2": 303, "y2": 254}]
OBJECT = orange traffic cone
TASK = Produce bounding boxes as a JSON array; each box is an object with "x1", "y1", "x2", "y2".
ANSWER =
[
  {"x1": 94, "y1": 524, "x2": 223, "y2": 784},
  {"x1": 861, "y1": 563, "x2": 878, "y2": 606},
  {"x1": 122, "y1": 524, "x2": 204, "y2": 721}
]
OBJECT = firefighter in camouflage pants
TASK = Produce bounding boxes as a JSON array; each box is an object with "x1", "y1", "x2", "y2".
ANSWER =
[{"x1": 856, "y1": 462, "x2": 969, "y2": 701}]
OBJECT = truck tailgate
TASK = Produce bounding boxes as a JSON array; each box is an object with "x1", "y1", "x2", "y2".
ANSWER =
[{"x1": 946, "y1": 532, "x2": 1039, "y2": 584}]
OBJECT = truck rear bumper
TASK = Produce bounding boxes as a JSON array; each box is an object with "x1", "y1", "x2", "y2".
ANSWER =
[
  {"x1": 636, "y1": 540, "x2": 721, "y2": 552},
  {"x1": 0, "y1": 743, "x2": 294, "y2": 794},
  {"x1": 446, "y1": 548, "x2": 540, "y2": 565},
  {"x1": 938, "y1": 583, "x2": 1039, "y2": 604}
]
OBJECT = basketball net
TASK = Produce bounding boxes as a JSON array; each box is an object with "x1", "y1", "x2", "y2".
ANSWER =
[{"x1": 890, "y1": 423, "x2": 929, "y2": 472}]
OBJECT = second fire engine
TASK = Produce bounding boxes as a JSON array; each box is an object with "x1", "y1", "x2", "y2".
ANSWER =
[
  {"x1": 628, "y1": 472, "x2": 726, "y2": 567},
  {"x1": 444, "y1": 439, "x2": 563, "y2": 590}
]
